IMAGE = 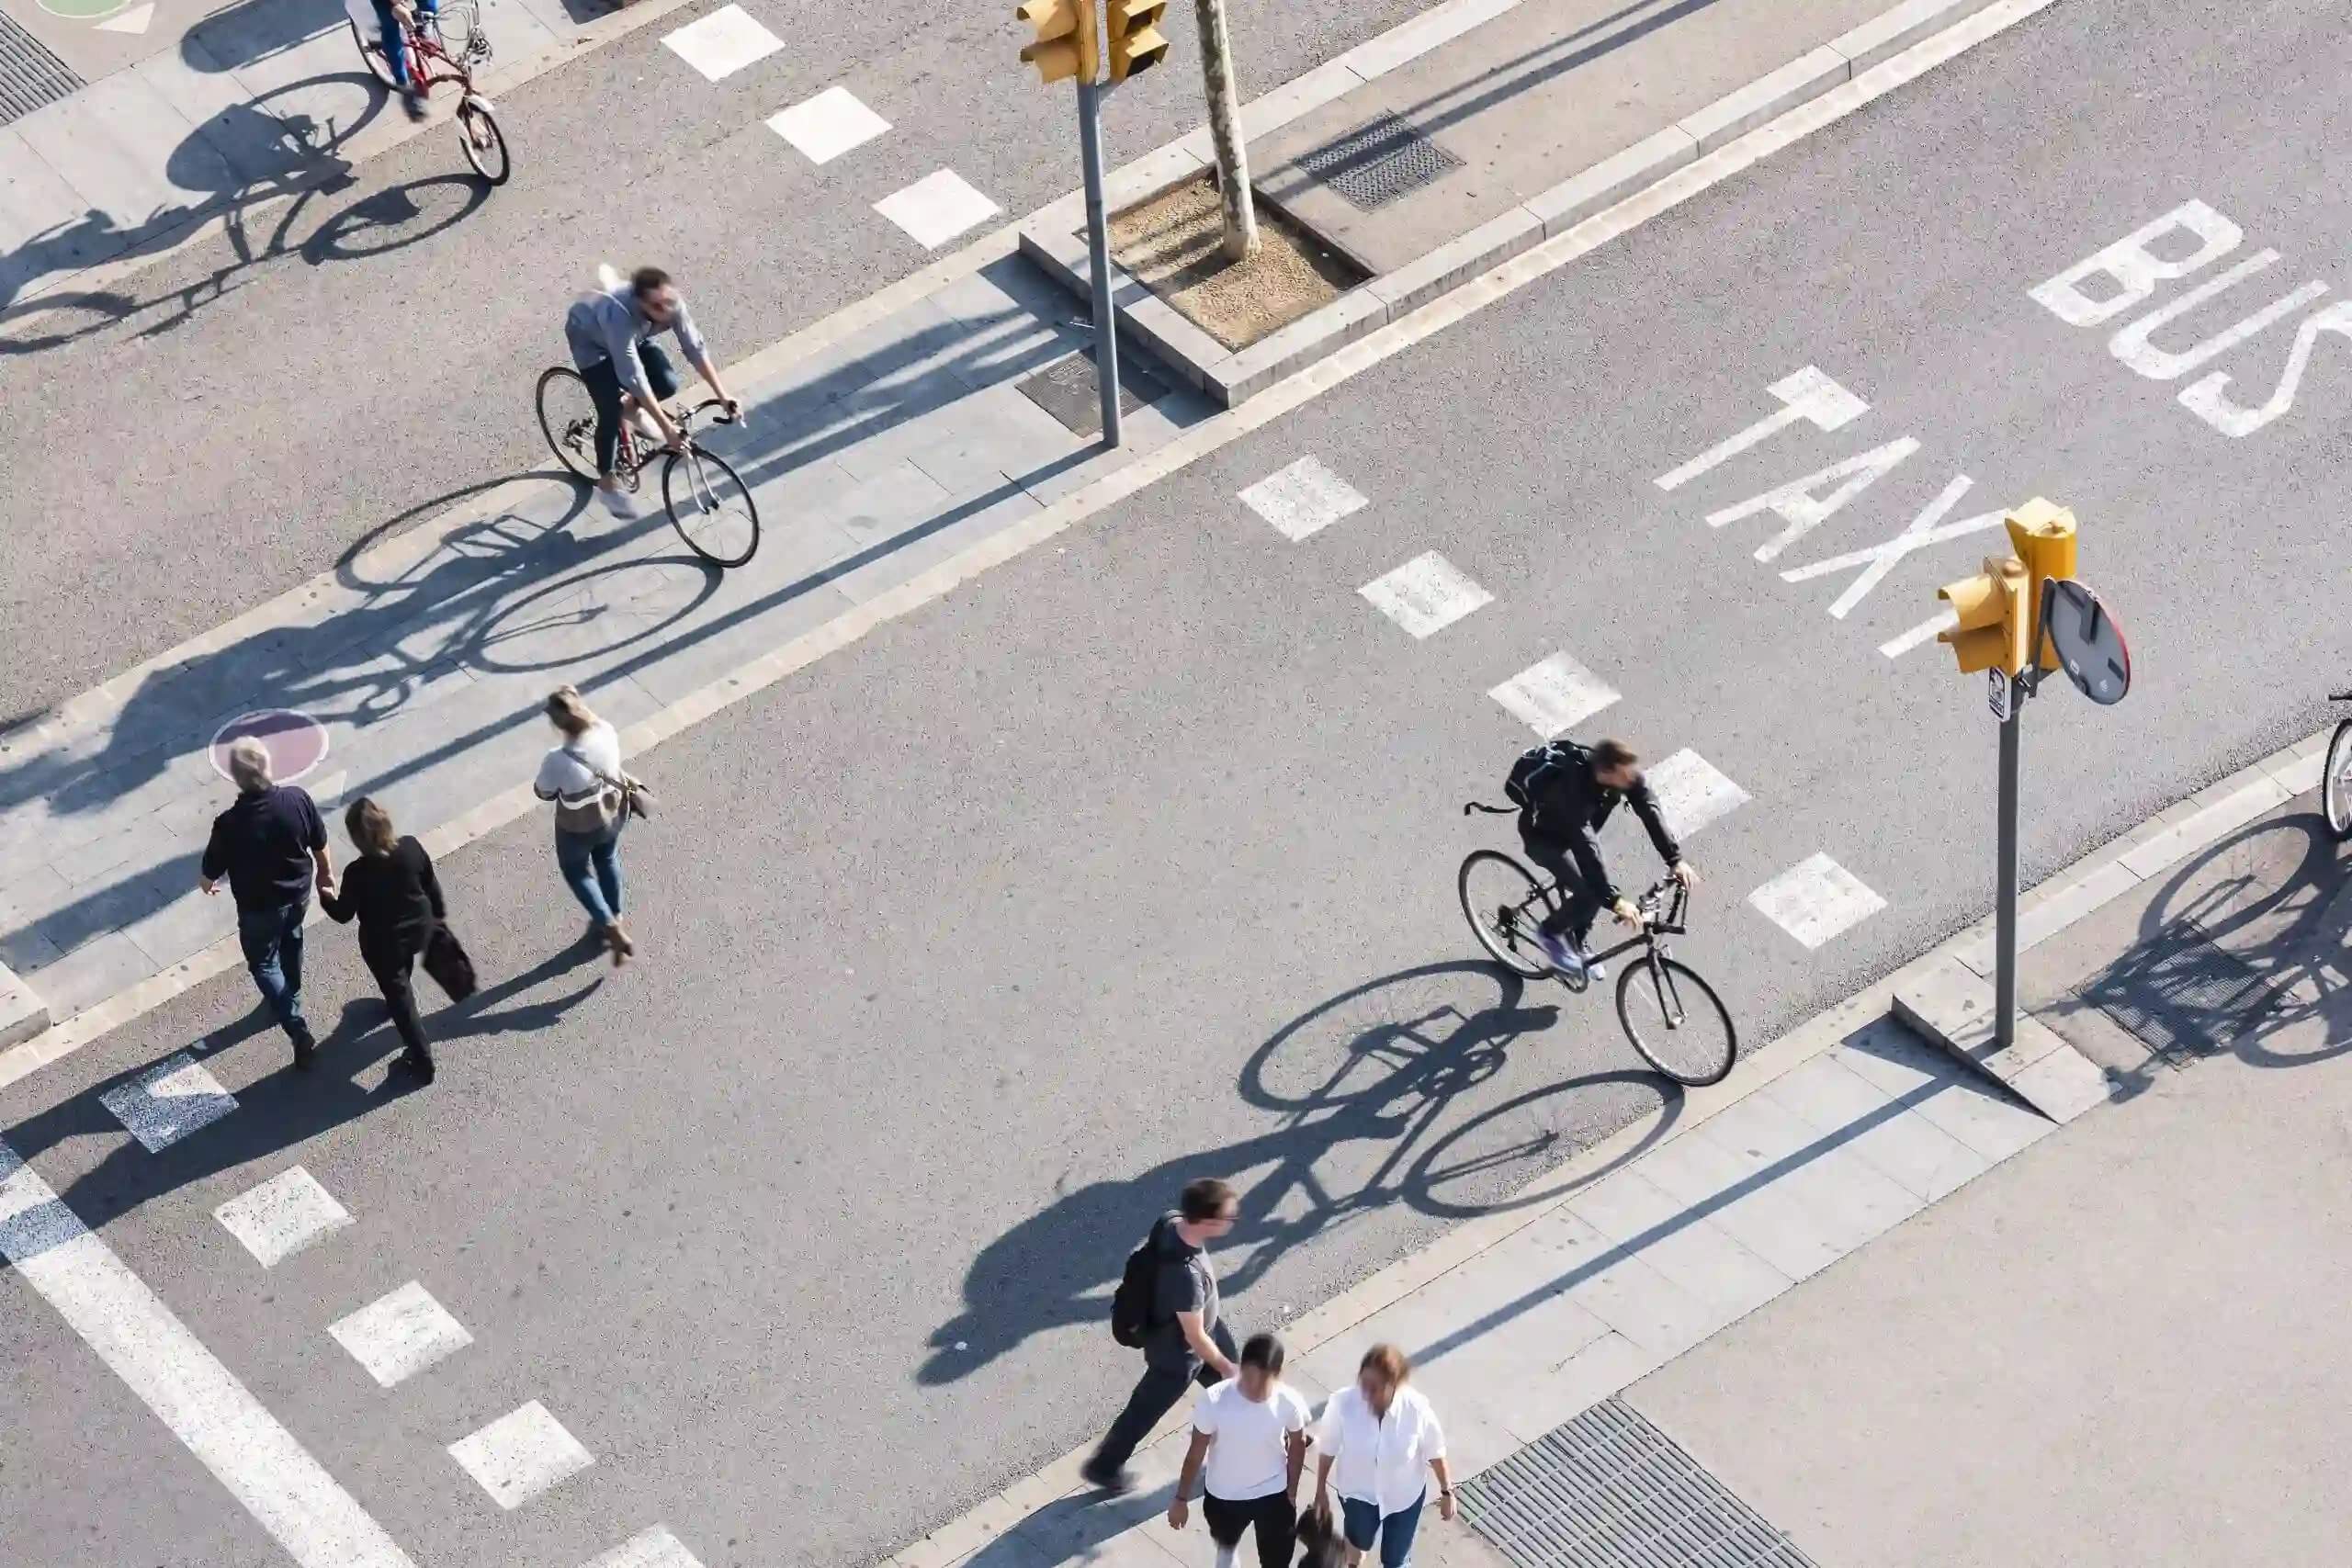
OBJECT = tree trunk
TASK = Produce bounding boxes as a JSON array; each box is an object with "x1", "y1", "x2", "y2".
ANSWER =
[{"x1": 1193, "y1": 0, "x2": 1257, "y2": 262}]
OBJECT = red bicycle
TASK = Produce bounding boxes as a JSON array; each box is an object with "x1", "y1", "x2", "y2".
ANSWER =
[{"x1": 346, "y1": 0, "x2": 510, "y2": 185}]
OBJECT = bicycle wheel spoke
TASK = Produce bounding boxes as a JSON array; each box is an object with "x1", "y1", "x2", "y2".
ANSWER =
[
  {"x1": 662, "y1": 443, "x2": 760, "y2": 567},
  {"x1": 1457, "y1": 851, "x2": 1556, "y2": 981},
  {"x1": 1616, "y1": 956, "x2": 1735, "y2": 1086}
]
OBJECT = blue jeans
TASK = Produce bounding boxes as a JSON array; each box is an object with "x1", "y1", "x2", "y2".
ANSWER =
[
  {"x1": 370, "y1": 0, "x2": 438, "y2": 88},
  {"x1": 555, "y1": 819, "x2": 625, "y2": 925},
  {"x1": 1341, "y1": 1495, "x2": 1425, "y2": 1567},
  {"x1": 237, "y1": 900, "x2": 311, "y2": 1043}
]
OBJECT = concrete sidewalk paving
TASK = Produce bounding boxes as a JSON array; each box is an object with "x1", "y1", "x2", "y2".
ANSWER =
[{"x1": 0, "y1": 244, "x2": 1212, "y2": 1053}]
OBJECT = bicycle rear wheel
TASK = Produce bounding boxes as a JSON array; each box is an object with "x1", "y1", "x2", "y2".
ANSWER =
[
  {"x1": 1458, "y1": 850, "x2": 1555, "y2": 982},
  {"x1": 349, "y1": 16, "x2": 398, "y2": 85},
  {"x1": 662, "y1": 444, "x2": 760, "y2": 567},
  {"x1": 2325, "y1": 718, "x2": 2352, "y2": 840},
  {"x1": 457, "y1": 101, "x2": 509, "y2": 185},
  {"x1": 1616, "y1": 955, "x2": 1736, "y2": 1086},
  {"x1": 535, "y1": 366, "x2": 603, "y2": 481}
]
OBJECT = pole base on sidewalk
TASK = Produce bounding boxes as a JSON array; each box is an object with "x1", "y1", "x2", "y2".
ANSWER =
[{"x1": 1894, "y1": 953, "x2": 2111, "y2": 1123}]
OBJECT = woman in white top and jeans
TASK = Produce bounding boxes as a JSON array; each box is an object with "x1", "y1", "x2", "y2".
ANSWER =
[
  {"x1": 533, "y1": 685, "x2": 638, "y2": 965},
  {"x1": 1312, "y1": 1344, "x2": 1455, "y2": 1567}
]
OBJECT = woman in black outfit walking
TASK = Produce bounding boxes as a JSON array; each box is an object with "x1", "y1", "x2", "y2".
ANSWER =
[{"x1": 320, "y1": 798, "x2": 445, "y2": 1083}]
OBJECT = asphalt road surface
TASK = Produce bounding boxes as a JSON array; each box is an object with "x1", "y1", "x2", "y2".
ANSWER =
[
  {"x1": 6, "y1": 0, "x2": 2350, "y2": 1564},
  {"x1": 0, "y1": 0, "x2": 1430, "y2": 718}
]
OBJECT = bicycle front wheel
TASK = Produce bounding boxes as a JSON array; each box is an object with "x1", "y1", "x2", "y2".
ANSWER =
[
  {"x1": 1616, "y1": 955, "x2": 1736, "y2": 1086},
  {"x1": 662, "y1": 444, "x2": 760, "y2": 567},
  {"x1": 2325, "y1": 719, "x2": 2352, "y2": 840},
  {"x1": 535, "y1": 366, "x2": 603, "y2": 481},
  {"x1": 349, "y1": 16, "x2": 398, "y2": 85},
  {"x1": 457, "y1": 101, "x2": 509, "y2": 185},
  {"x1": 1458, "y1": 850, "x2": 1553, "y2": 981}
]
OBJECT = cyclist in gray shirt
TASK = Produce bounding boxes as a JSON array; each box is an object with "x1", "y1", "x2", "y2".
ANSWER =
[{"x1": 563, "y1": 265, "x2": 741, "y2": 516}]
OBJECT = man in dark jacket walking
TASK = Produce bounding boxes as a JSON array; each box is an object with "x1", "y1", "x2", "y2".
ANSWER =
[
  {"x1": 199, "y1": 737, "x2": 334, "y2": 1066},
  {"x1": 1511, "y1": 738, "x2": 1696, "y2": 979},
  {"x1": 1083, "y1": 1177, "x2": 1242, "y2": 1495}
]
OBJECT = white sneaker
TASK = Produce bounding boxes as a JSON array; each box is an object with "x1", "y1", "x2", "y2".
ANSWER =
[
  {"x1": 595, "y1": 483, "x2": 637, "y2": 519},
  {"x1": 628, "y1": 409, "x2": 663, "y2": 442}
]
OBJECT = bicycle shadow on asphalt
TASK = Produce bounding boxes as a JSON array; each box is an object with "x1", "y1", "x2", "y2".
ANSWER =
[
  {"x1": 0, "y1": 936, "x2": 605, "y2": 1257},
  {"x1": 2039, "y1": 804, "x2": 2352, "y2": 1100}
]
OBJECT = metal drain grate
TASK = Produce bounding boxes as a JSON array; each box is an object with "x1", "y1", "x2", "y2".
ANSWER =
[
  {"x1": 1460, "y1": 1399, "x2": 1818, "y2": 1567},
  {"x1": 0, "y1": 13, "x2": 81, "y2": 129},
  {"x1": 2078, "y1": 917, "x2": 2272, "y2": 1066},
  {"x1": 1295, "y1": 111, "x2": 1463, "y2": 209}
]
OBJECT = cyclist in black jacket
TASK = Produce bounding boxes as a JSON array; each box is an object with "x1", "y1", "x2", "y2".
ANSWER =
[{"x1": 1511, "y1": 738, "x2": 1696, "y2": 979}]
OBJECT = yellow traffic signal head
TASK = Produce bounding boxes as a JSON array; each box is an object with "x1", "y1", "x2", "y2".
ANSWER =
[
  {"x1": 1105, "y1": 0, "x2": 1169, "y2": 82},
  {"x1": 1018, "y1": 0, "x2": 1096, "y2": 85},
  {"x1": 2002, "y1": 496, "x2": 2077, "y2": 671},
  {"x1": 1936, "y1": 555, "x2": 2030, "y2": 676}
]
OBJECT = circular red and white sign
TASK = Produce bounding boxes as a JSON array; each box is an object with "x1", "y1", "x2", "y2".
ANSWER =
[{"x1": 209, "y1": 709, "x2": 331, "y2": 784}]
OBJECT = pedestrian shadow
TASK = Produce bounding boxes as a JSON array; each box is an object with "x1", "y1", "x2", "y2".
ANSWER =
[{"x1": 2050, "y1": 807, "x2": 2352, "y2": 1097}]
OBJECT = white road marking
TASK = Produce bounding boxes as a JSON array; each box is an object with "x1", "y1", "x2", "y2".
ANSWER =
[
  {"x1": 2029, "y1": 200, "x2": 2241, "y2": 329},
  {"x1": 1488, "y1": 651, "x2": 1620, "y2": 738},
  {"x1": 1238, "y1": 456, "x2": 1366, "y2": 540},
  {"x1": 329, "y1": 1281, "x2": 472, "y2": 1389},
  {"x1": 1643, "y1": 750, "x2": 1750, "y2": 840},
  {"x1": 1705, "y1": 436, "x2": 1919, "y2": 562},
  {"x1": 448, "y1": 1401, "x2": 594, "y2": 1510},
  {"x1": 1358, "y1": 551, "x2": 1492, "y2": 638},
  {"x1": 875, "y1": 170, "x2": 1001, "y2": 252},
  {"x1": 1779, "y1": 474, "x2": 1995, "y2": 618},
  {"x1": 2108, "y1": 252, "x2": 2325, "y2": 381},
  {"x1": 1878, "y1": 605, "x2": 1956, "y2": 659},
  {"x1": 0, "y1": 1139, "x2": 418, "y2": 1568},
  {"x1": 100, "y1": 1052, "x2": 236, "y2": 1152},
  {"x1": 1748, "y1": 852, "x2": 1886, "y2": 949},
  {"x1": 767, "y1": 86, "x2": 890, "y2": 165},
  {"x1": 94, "y1": 1, "x2": 155, "y2": 32},
  {"x1": 582, "y1": 1525, "x2": 706, "y2": 1568},
  {"x1": 659, "y1": 4, "x2": 782, "y2": 81},
  {"x1": 213, "y1": 1167, "x2": 353, "y2": 1269},
  {"x1": 1653, "y1": 366, "x2": 1866, "y2": 491}
]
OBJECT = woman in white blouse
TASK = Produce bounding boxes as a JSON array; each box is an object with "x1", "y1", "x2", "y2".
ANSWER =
[
  {"x1": 1311, "y1": 1344, "x2": 1455, "y2": 1565},
  {"x1": 532, "y1": 685, "x2": 639, "y2": 965}
]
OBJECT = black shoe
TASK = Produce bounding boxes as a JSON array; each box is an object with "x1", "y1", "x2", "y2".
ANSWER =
[
  {"x1": 401, "y1": 86, "x2": 427, "y2": 121},
  {"x1": 397, "y1": 1050, "x2": 435, "y2": 1084},
  {"x1": 1079, "y1": 1460, "x2": 1135, "y2": 1495},
  {"x1": 290, "y1": 1031, "x2": 317, "y2": 1070}
]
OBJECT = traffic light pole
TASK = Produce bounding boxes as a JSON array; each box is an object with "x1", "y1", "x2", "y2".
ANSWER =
[
  {"x1": 1075, "y1": 79, "x2": 1123, "y2": 447},
  {"x1": 1994, "y1": 672, "x2": 2024, "y2": 1053}
]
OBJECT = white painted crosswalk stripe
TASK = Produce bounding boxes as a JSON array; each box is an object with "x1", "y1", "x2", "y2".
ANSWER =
[
  {"x1": 100, "y1": 1051, "x2": 235, "y2": 1152},
  {"x1": 660, "y1": 4, "x2": 783, "y2": 81},
  {"x1": 448, "y1": 1400, "x2": 594, "y2": 1510},
  {"x1": 329, "y1": 1281, "x2": 473, "y2": 1389},
  {"x1": 1644, "y1": 749, "x2": 1751, "y2": 839},
  {"x1": 1748, "y1": 852, "x2": 1886, "y2": 949},
  {"x1": 213, "y1": 1167, "x2": 352, "y2": 1269},
  {"x1": 0, "y1": 1140, "x2": 418, "y2": 1568},
  {"x1": 1238, "y1": 456, "x2": 1366, "y2": 540},
  {"x1": 581, "y1": 1525, "x2": 705, "y2": 1568},
  {"x1": 767, "y1": 86, "x2": 890, "y2": 165},
  {"x1": 875, "y1": 170, "x2": 1001, "y2": 251},
  {"x1": 1489, "y1": 651, "x2": 1620, "y2": 737},
  {"x1": 1358, "y1": 551, "x2": 1491, "y2": 638}
]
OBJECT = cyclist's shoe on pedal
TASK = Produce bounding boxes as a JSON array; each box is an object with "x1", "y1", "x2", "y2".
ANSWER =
[
  {"x1": 400, "y1": 85, "x2": 427, "y2": 121},
  {"x1": 1535, "y1": 931, "x2": 1585, "y2": 980},
  {"x1": 594, "y1": 482, "x2": 638, "y2": 520}
]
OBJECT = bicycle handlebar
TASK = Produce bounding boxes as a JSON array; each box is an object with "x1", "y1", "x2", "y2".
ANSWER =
[{"x1": 685, "y1": 397, "x2": 746, "y2": 427}]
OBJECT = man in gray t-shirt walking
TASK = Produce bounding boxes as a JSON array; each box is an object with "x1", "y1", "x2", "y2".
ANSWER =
[
  {"x1": 562, "y1": 265, "x2": 740, "y2": 516},
  {"x1": 1084, "y1": 1177, "x2": 1242, "y2": 1495}
]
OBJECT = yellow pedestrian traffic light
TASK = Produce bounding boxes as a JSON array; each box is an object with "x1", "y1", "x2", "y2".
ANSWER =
[
  {"x1": 1018, "y1": 0, "x2": 1096, "y2": 85},
  {"x1": 2002, "y1": 497, "x2": 2077, "y2": 672},
  {"x1": 1105, "y1": 0, "x2": 1169, "y2": 82},
  {"x1": 1937, "y1": 555, "x2": 2030, "y2": 676}
]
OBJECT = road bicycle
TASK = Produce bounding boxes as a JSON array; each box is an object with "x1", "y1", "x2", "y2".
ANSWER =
[
  {"x1": 2326, "y1": 691, "x2": 2352, "y2": 840},
  {"x1": 534, "y1": 373, "x2": 763, "y2": 568},
  {"x1": 346, "y1": 0, "x2": 510, "y2": 185},
  {"x1": 1456, "y1": 818, "x2": 1738, "y2": 1086}
]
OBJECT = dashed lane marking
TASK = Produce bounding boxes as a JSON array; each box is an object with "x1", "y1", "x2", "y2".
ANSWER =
[
  {"x1": 1489, "y1": 650, "x2": 1621, "y2": 738},
  {"x1": 99, "y1": 1051, "x2": 236, "y2": 1152},
  {"x1": 212, "y1": 1166, "x2": 354, "y2": 1269},
  {"x1": 448, "y1": 1400, "x2": 594, "y2": 1510},
  {"x1": 659, "y1": 3, "x2": 781, "y2": 81},
  {"x1": 1643, "y1": 750, "x2": 1751, "y2": 840},
  {"x1": 876, "y1": 170, "x2": 1001, "y2": 252},
  {"x1": 582, "y1": 1525, "x2": 707, "y2": 1567},
  {"x1": 1748, "y1": 852, "x2": 1887, "y2": 949},
  {"x1": 767, "y1": 85, "x2": 889, "y2": 165},
  {"x1": 0, "y1": 1139, "x2": 419, "y2": 1568},
  {"x1": 1358, "y1": 550, "x2": 1492, "y2": 638},
  {"x1": 330, "y1": 1281, "x2": 474, "y2": 1390},
  {"x1": 1238, "y1": 455, "x2": 1367, "y2": 541}
]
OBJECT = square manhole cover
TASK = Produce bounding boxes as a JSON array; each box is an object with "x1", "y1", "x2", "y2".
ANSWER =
[
  {"x1": 1461, "y1": 1399, "x2": 1818, "y2": 1567},
  {"x1": 1295, "y1": 110, "x2": 1464, "y2": 210},
  {"x1": 1017, "y1": 344, "x2": 1167, "y2": 438},
  {"x1": 0, "y1": 14, "x2": 82, "y2": 128},
  {"x1": 2078, "y1": 916, "x2": 2274, "y2": 1066}
]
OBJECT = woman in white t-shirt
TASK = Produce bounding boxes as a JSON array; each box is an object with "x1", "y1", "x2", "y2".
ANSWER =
[
  {"x1": 532, "y1": 685, "x2": 639, "y2": 965},
  {"x1": 1312, "y1": 1344, "x2": 1454, "y2": 1567},
  {"x1": 1168, "y1": 1332, "x2": 1312, "y2": 1568}
]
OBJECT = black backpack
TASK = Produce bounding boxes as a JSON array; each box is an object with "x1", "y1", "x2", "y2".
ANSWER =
[
  {"x1": 1505, "y1": 739, "x2": 1586, "y2": 829},
  {"x1": 1110, "y1": 1220, "x2": 1166, "y2": 1348}
]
